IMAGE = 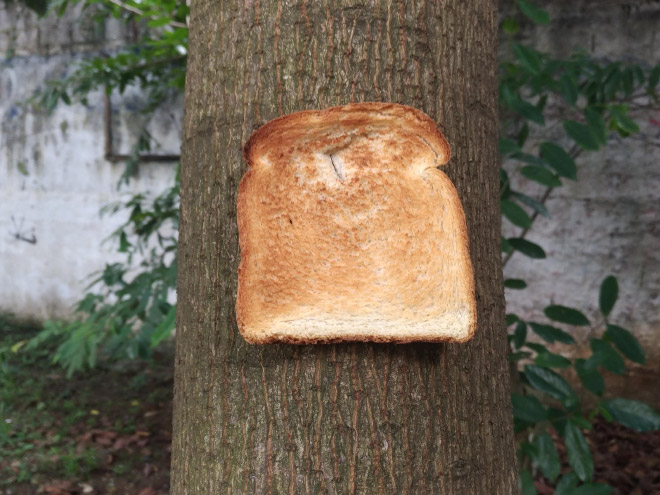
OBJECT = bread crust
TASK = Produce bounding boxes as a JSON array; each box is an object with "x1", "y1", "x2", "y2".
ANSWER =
[
  {"x1": 243, "y1": 102, "x2": 451, "y2": 169},
  {"x1": 236, "y1": 102, "x2": 476, "y2": 344}
]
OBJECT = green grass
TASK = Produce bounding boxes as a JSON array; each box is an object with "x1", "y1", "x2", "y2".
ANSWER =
[{"x1": 0, "y1": 313, "x2": 173, "y2": 492}]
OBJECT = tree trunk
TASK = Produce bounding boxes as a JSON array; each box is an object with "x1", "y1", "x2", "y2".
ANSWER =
[{"x1": 172, "y1": 1, "x2": 517, "y2": 494}]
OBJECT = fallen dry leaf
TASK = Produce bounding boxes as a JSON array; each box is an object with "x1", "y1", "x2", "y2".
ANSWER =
[
  {"x1": 143, "y1": 463, "x2": 154, "y2": 476},
  {"x1": 39, "y1": 480, "x2": 75, "y2": 495}
]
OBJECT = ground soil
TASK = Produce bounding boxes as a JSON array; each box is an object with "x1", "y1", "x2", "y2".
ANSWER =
[{"x1": 0, "y1": 322, "x2": 173, "y2": 495}]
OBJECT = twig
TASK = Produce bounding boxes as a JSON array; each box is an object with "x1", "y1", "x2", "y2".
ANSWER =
[
  {"x1": 503, "y1": 145, "x2": 582, "y2": 268},
  {"x1": 503, "y1": 186, "x2": 553, "y2": 268},
  {"x1": 107, "y1": 0, "x2": 187, "y2": 29}
]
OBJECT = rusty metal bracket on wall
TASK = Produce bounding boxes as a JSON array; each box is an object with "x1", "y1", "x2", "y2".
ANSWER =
[{"x1": 103, "y1": 93, "x2": 181, "y2": 163}]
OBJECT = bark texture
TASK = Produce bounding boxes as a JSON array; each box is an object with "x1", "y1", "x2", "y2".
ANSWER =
[{"x1": 172, "y1": 1, "x2": 517, "y2": 493}]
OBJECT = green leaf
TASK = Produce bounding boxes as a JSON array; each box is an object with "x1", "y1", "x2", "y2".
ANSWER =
[
  {"x1": 512, "y1": 98, "x2": 546, "y2": 125},
  {"x1": 564, "y1": 120, "x2": 600, "y2": 151},
  {"x1": 571, "y1": 415, "x2": 593, "y2": 431},
  {"x1": 555, "y1": 473, "x2": 579, "y2": 495},
  {"x1": 504, "y1": 278, "x2": 528, "y2": 289},
  {"x1": 513, "y1": 321, "x2": 527, "y2": 349},
  {"x1": 10, "y1": 339, "x2": 28, "y2": 353},
  {"x1": 564, "y1": 420, "x2": 594, "y2": 482},
  {"x1": 583, "y1": 355, "x2": 600, "y2": 372},
  {"x1": 150, "y1": 305, "x2": 177, "y2": 348},
  {"x1": 119, "y1": 231, "x2": 130, "y2": 253},
  {"x1": 539, "y1": 142, "x2": 577, "y2": 180},
  {"x1": 590, "y1": 339, "x2": 626, "y2": 375},
  {"x1": 510, "y1": 351, "x2": 533, "y2": 363},
  {"x1": 572, "y1": 484, "x2": 613, "y2": 495},
  {"x1": 604, "y1": 324, "x2": 645, "y2": 364},
  {"x1": 16, "y1": 161, "x2": 29, "y2": 176},
  {"x1": 499, "y1": 138, "x2": 520, "y2": 155},
  {"x1": 544, "y1": 305, "x2": 590, "y2": 326},
  {"x1": 512, "y1": 393, "x2": 547, "y2": 423},
  {"x1": 521, "y1": 166, "x2": 562, "y2": 187},
  {"x1": 43, "y1": 90, "x2": 59, "y2": 112},
  {"x1": 518, "y1": 122, "x2": 530, "y2": 146},
  {"x1": 529, "y1": 322, "x2": 576, "y2": 344},
  {"x1": 506, "y1": 313, "x2": 520, "y2": 326},
  {"x1": 585, "y1": 108, "x2": 607, "y2": 145},
  {"x1": 599, "y1": 403, "x2": 613, "y2": 422},
  {"x1": 599, "y1": 275, "x2": 618, "y2": 317},
  {"x1": 632, "y1": 66, "x2": 644, "y2": 87},
  {"x1": 533, "y1": 431, "x2": 560, "y2": 482},
  {"x1": 22, "y1": 0, "x2": 49, "y2": 16},
  {"x1": 147, "y1": 17, "x2": 172, "y2": 28},
  {"x1": 516, "y1": 0, "x2": 550, "y2": 24},
  {"x1": 547, "y1": 406, "x2": 569, "y2": 433},
  {"x1": 649, "y1": 65, "x2": 660, "y2": 91},
  {"x1": 575, "y1": 358, "x2": 605, "y2": 396},
  {"x1": 501, "y1": 199, "x2": 532, "y2": 228},
  {"x1": 508, "y1": 238, "x2": 546, "y2": 259},
  {"x1": 512, "y1": 192, "x2": 550, "y2": 217},
  {"x1": 520, "y1": 440, "x2": 537, "y2": 459},
  {"x1": 604, "y1": 67, "x2": 623, "y2": 100},
  {"x1": 609, "y1": 104, "x2": 640, "y2": 134},
  {"x1": 560, "y1": 73, "x2": 578, "y2": 106},
  {"x1": 524, "y1": 365, "x2": 578, "y2": 407},
  {"x1": 511, "y1": 151, "x2": 548, "y2": 167},
  {"x1": 500, "y1": 168, "x2": 511, "y2": 193},
  {"x1": 535, "y1": 352, "x2": 571, "y2": 369},
  {"x1": 602, "y1": 398, "x2": 660, "y2": 432},
  {"x1": 520, "y1": 469, "x2": 537, "y2": 495},
  {"x1": 55, "y1": 0, "x2": 69, "y2": 17},
  {"x1": 622, "y1": 68, "x2": 634, "y2": 96},
  {"x1": 513, "y1": 43, "x2": 543, "y2": 74},
  {"x1": 501, "y1": 236, "x2": 512, "y2": 254},
  {"x1": 502, "y1": 18, "x2": 519, "y2": 35},
  {"x1": 526, "y1": 342, "x2": 549, "y2": 354}
]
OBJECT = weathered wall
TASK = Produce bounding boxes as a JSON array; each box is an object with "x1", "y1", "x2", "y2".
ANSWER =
[
  {"x1": 501, "y1": 0, "x2": 660, "y2": 372},
  {"x1": 0, "y1": 3, "x2": 179, "y2": 321}
]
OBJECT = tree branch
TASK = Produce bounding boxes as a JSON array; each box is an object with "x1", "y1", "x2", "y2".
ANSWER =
[{"x1": 503, "y1": 145, "x2": 582, "y2": 268}]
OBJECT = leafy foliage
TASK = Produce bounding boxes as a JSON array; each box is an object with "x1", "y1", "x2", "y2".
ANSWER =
[
  {"x1": 601, "y1": 399, "x2": 660, "y2": 432},
  {"x1": 37, "y1": 0, "x2": 187, "y2": 112},
  {"x1": 30, "y1": 173, "x2": 179, "y2": 376},
  {"x1": 501, "y1": 2, "x2": 660, "y2": 493},
  {"x1": 24, "y1": 0, "x2": 185, "y2": 375},
  {"x1": 32, "y1": 0, "x2": 188, "y2": 184},
  {"x1": 509, "y1": 276, "x2": 660, "y2": 491},
  {"x1": 3, "y1": 0, "x2": 49, "y2": 15}
]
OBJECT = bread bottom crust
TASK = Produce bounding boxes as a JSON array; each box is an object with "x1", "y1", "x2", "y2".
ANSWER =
[{"x1": 239, "y1": 313, "x2": 476, "y2": 345}]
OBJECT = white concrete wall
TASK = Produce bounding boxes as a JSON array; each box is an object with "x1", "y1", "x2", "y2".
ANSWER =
[{"x1": 0, "y1": 3, "x2": 179, "y2": 320}]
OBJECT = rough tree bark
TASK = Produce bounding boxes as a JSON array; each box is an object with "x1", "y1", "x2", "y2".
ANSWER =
[{"x1": 172, "y1": 1, "x2": 517, "y2": 494}]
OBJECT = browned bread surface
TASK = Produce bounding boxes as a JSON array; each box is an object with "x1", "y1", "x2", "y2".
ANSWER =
[{"x1": 236, "y1": 102, "x2": 476, "y2": 344}]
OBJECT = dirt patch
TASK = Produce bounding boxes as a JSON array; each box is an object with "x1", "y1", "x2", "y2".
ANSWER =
[{"x1": 0, "y1": 321, "x2": 174, "y2": 495}]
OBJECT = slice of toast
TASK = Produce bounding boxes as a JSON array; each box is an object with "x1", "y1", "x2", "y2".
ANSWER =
[{"x1": 236, "y1": 102, "x2": 476, "y2": 344}]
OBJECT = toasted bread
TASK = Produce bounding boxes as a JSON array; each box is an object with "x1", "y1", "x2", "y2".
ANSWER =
[{"x1": 236, "y1": 103, "x2": 476, "y2": 344}]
